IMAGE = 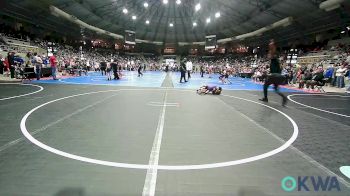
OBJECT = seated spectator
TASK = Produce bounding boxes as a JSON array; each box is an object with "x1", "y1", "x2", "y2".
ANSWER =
[
  {"x1": 306, "y1": 67, "x2": 325, "y2": 90},
  {"x1": 299, "y1": 69, "x2": 312, "y2": 89}
]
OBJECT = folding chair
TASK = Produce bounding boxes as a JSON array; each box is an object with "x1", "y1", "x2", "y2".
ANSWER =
[{"x1": 315, "y1": 78, "x2": 329, "y2": 93}]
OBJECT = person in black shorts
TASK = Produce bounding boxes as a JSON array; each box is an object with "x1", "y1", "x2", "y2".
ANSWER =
[
  {"x1": 138, "y1": 63, "x2": 143, "y2": 77},
  {"x1": 180, "y1": 58, "x2": 187, "y2": 83},
  {"x1": 111, "y1": 59, "x2": 119, "y2": 80},
  {"x1": 100, "y1": 60, "x2": 107, "y2": 76},
  {"x1": 259, "y1": 39, "x2": 287, "y2": 106}
]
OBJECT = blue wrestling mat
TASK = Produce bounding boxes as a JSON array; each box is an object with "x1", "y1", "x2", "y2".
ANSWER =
[
  {"x1": 32, "y1": 71, "x2": 166, "y2": 88},
  {"x1": 170, "y1": 72, "x2": 301, "y2": 92},
  {"x1": 32, "y1": 71, "x2": 301, "y2": 92}
]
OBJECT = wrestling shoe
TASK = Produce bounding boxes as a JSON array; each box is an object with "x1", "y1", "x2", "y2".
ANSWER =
[{"x1": 259, "y1": 98, "x2": 268, "y2": 102}]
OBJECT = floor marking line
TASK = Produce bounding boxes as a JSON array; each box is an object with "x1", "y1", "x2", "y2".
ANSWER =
[
  {"x1": 289, "y1": 100, "x2": 350, "y2": 129},
  {"x1": 340, "y1": 166, "x2": 350, "y2": 180},
  {"x1": 20, "y1": 89, "x2": 299, "y2": 170},
  {"x1": 0, "y1": 92, "x2": 119, "y2": 154},
  {"x1": 142, "y1": 91, "x2": 168, "y2": 196},
  {"x1": 294, "y1": 106, "x2": 346, "y2": 110},
  {"x1": 147, "y1": 104, "x2": 179, "y2": 107},
  {"x1": 288, "y1": 94, "x2": 350, "y2": 118},
  {"x1": 0, "y1": 84, "x2": 44, "y2": 101},
  {"x1": 149, "y1": 102, "x2": 178, "y2": 105},
  {"x1": 218, "y1": 98, "x2": 350, "y2": 188}
]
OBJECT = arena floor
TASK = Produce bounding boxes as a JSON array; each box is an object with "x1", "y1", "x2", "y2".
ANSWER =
[{"x1": 0, "y1": 72, "x2": 349, "y2": 196}]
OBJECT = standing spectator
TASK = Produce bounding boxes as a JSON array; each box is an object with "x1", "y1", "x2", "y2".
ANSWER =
[
  {"x1": 186, "y1": 60, "x2": 193, "y2": 79},
  {"x1": 0, "y1": 54, "x2": 4, "y2": 75},
  {"x1": 7, "y1": 52, "x2": 15, "y2": 78},
  {"x1": 33, "y1": 52, "x2": 43, "y2": 80},
  {"x1": 331, "y1": 64, "x2": 339, "y2": 87},
  {"x1": 111, "y1": 59, "x2": 119, "y2": 80},
  {"x1": 49, "y1": 52, "x2": 58, "y2": 80},
  {"x1": 200, "y1": 64, "x2": 205, "y2": 78},
  {"x1": 179, "y1": 59, "x2": 187, "y2": 83},
  {"x1": 106, "y1": 61, "x2": 112, "y2": 80},
  {"x1": 4, "y1": 55, "x2": 9, "y2": 77},
  {"x1": 336, "y1": 64, "x2": 347, "y2": 88},
  {"x1": 100, "y1": 60, "x2": 107, "y2": 76},
  {"x1": 137, "y1": 63, "x2": 143, "y2": 77}
]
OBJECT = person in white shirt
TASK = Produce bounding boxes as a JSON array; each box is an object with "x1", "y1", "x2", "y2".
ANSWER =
[
  {"x1": 186, "y1": 60, "x2": 193, "y2": 79},
  {"x1": 336, "y1": 64, "x2": 347, "y2": 88},
  {"x1": 33, "y1": 52, "x2": 43, "y2": 80}
]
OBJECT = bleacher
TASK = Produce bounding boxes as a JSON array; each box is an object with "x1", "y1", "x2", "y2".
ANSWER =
[
  {"x1": 2, "y1": 36, "x2": 31, "y2": 46},
  {"x1": 0, "y1": 34, "x2": 44, "y2": 55}
]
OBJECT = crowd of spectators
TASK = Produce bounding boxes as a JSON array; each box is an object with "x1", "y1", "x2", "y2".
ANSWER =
[{"x1": 0, "y1": 23, "x2": 349, "y2": 92}]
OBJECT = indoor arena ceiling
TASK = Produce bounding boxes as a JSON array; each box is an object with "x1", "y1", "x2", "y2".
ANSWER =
[{"x1": 1, "y1": 0, "x2": 350, "y2": 44}]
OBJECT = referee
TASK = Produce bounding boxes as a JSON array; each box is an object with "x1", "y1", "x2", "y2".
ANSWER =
[{"x1": 259, "y1": 39, "x2": 288, "y2": 106}]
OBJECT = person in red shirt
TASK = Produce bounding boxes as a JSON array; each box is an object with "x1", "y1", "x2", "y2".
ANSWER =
[
  {"x1": 4, "y1": 57, "x2": 9, "y2": 76},
  {"x1": 49, "y1": 52, "x2": 58, "y2": 80}
]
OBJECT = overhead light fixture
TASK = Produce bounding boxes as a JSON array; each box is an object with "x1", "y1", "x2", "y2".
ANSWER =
[
  {"x1": 132, "y1": 15, "x2": 137, "y2": 20},
  {"x1": 341, "y1": 30, "x2": 346, "y2": 34},
  {"x1": 215, "y1": 12, "x2": 221, "y2": 18},
  {"x1": 206, "y1": 17, "x2": 211, "y2": 24},
  {"x1": 347, "y1": 26, "x2": 350, "y2": 30},
  {"x1": 169, "y1": 23, "x2": 174, "y2": 27},
  {"x1": 193, "y1": 22, "x2": 197, "y2": 27},
  {"x1": 123, "y1": 8, "x2": 128, "y2": 14},
  {"x1": 195, "y1": 3, "x2": 201, "y2": 11},
  {"x1": 163, "y1": 0, "x2": 168, "y2": 4},
  {"x1": 176, "y1": 0, "x2": 181, "y2": 5},
  {"x1": 146, "y1": 20, "x2": 150, "y2": 24},
  {"x1": 144, "y1": 2, "x2": 149, "y2": 8}
]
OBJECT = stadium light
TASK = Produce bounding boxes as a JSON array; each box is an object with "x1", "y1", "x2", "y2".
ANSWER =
[
  {"x1": 146, "y1": 20, "x2": 150, "y2": 24},
  {"x1": 163, "y1": 0, "x2": 168, "y2": 4},
  {"x1": 193, "y1": 22, "x2": 197, "y2": 27},
  {"x1": 215, "y1": 12, "x2": 221, "y2": 18},
  {"x1": 176, "y1": 0, "x2": 181, "y2": 5},
  {"x1": 123, "y1": 8, "x2": 128, "y2": 14},
  {"x1": 132, "y1": 15, "x2": 137, "y2": 20},
  {"x1": 144, "y1": 2, "x2": 149, "y2": 8},
  {"x1": 206, "y1": 17, "x2": 211, "y2": 24},
  {"x1": 195, "y1": 3, "x2": 201, "y2": 11}
]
